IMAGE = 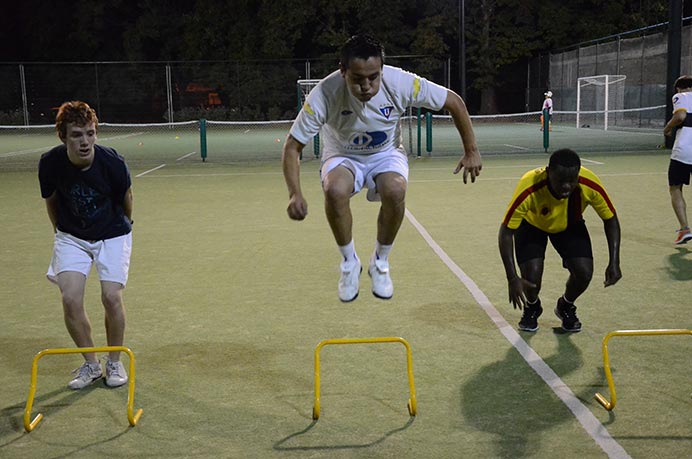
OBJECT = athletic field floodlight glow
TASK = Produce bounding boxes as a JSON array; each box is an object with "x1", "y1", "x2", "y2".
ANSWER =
[
  {"x1": 24, "y1": 346, "x2": 143, "y2": 432},
  {"x1": 312, "y1": 337, "x2": 417, "y2": 420},
  {"x1": 594, "y1": 329, "x2": 692, "y2": 411}
]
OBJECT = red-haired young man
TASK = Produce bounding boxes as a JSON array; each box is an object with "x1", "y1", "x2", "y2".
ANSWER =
[{"x1": 39, "y1": 101, "x2": 133, "y2": 389}]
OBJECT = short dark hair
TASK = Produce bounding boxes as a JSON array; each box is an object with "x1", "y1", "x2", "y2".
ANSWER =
[
  {"x1": 339, "y1": 34, "x2": 385, "y2": 70},
  {"x1": 675, "y1": 75, "x2": 692, "y2": 90},
  {"x1": 549, "y1": 148, "x2": 581, "y2": 169}
]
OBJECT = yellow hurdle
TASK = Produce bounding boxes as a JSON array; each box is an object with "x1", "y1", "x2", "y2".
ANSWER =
[
  {"x1": 24, "y1": 346, "x2": 143, "y2": 432},
  {"x1": 594, "y1": 329, "x2": 692, "y2": 411},
  {"x1": 312, "y1": 337, "x2": 417, "y2": 420}
]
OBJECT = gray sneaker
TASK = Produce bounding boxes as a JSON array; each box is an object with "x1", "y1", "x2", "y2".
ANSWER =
[
  {"x1": 105, "y1": 359, "x2": 128, "y2": 387},
  {"x1": 68, "y1": 361, "x2": 103, "y2": 390}
]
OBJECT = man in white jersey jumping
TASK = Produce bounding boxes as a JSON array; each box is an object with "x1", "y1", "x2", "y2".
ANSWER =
[
  {"x1": 664, "y1": 75, "x2": 692, "y2": 244},
  {"x1": 282, "y1": 34, "x2": 482, "y2": 302}
]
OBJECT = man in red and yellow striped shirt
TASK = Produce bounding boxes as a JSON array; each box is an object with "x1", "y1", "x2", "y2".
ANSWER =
[{"x1": 498, "y1": 149, "x2": 622, "y2": 333}]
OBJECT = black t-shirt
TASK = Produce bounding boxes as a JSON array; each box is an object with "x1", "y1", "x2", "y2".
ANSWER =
[{"x1": 38, "y1": 144, "x2": 132, "y2": 241}]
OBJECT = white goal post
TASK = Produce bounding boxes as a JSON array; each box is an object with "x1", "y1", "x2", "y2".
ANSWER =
[
  {"x1": 296, "y1": 79, "x2": 322, "y2": 157},
  {"x1": 297, "y1": 79, "x2": 321, "y2": 107},
  {"x1": 576, "y1": 74, "x2": 626, "y2": 130}
]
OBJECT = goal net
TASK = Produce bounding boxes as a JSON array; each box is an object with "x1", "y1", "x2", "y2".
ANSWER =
[
  {"x1": 297, "y1": 79, "x2": 322, "y2": 158},
  {"x1": 576, "y1": 75, "x2": 626, "y2": 130}
]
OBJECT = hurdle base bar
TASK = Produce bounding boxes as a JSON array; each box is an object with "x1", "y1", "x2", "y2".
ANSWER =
[
  {"x1": 312, "y1": 337, "x2": 417, "y2": 420},
  {"x1": 24, "y1": 346, "x2": 143, "y2": 432},
  {"x1": 594, "y1": 329, "x2": 692, "y2": 411}
]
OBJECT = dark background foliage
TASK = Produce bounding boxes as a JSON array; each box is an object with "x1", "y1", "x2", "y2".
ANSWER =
[{"x1": 0, "y1": 1, "x2": 679, "y2": 116}]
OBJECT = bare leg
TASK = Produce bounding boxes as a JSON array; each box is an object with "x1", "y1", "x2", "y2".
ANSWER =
[
  {"x1": 670, "y1": 185, "x2": 689, "y2": 229},
  {"x1": 57, "y1": 271, "x2": 96, "y2": 362},
  {"x1": 563, "y1": 257, "x2": 593, "y2": 302},
  {"x1": 323, "y1": 166, "x2": 355, "y2": 246},
  {"x1": 375, "y1": 172, "x2": 407, "y2": 245},
  {"x1": 101, "y1": 281, "x2": 126, "y2": 361},
  {"x1": 518, "y1": 258, "x2": 544, "y2": 302}
]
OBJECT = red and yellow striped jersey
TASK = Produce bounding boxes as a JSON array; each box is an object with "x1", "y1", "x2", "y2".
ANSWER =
[{"x1": 502, "y1": 166, "x2": 616, "y2": 233}]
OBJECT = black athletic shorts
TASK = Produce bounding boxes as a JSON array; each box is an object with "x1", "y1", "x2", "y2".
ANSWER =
[
  {"x1": 514, "y1": 219, "x2": 593, "y2": 265},
  {"x1": 668, "y1": 159, "x2": 692, "y2": 186}
]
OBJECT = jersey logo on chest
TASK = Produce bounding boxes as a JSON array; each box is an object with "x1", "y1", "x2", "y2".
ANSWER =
[
  {"x1": 349, "y1": 131, "x2": 387, "y2": 149},
  {"x1": 379, "y1": 106, "x2": 394, "y2": 119}
]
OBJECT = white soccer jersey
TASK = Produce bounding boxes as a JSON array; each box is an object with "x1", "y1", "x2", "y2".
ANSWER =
[
  {"x1": 290, "y1": 65, "x2": 448, "y2": 160},
  {"x1": 672, "y1": 91, "x2": 692, "y2": 164}
]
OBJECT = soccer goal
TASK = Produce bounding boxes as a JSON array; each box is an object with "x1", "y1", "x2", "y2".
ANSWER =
[
  {"x1": 297, "y1": 79, "x2": 321, "y2": 158},
  {"x1": 576, "y1": 75, "x2": 626, "y2": 130}
]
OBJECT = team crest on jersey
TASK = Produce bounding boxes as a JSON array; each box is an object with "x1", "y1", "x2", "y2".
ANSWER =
[
  {"x1": 379, "y1": 106, "x2": 394, "y2": 119},
  {"x1": 541, "y1": 206, "x2": 550, "y2": 216},
  {"x1": 348, "y1": 131, "x2": 387, "y2": 149}
]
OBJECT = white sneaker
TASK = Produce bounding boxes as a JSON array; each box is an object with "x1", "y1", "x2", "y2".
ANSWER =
[
  {"x1": 369, "y1": 257, "x2": 393, "y2": 299},
  {"x1": 105, "y1": 359, "x2": 128, "y2": 387},
  {"x1": 338, "y1": 257, "x2": 361, "y2": 302},
  {"x1": 68, "y1": 361, "x2": 103, "y2": 390}
]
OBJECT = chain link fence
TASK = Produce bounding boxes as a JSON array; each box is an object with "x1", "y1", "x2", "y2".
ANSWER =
[
  {"x1": 0, "y1": 56, "x2": 449, "y2": 125},
  {"x1": 529, "y1": 20, "x2": 692, "y2": 117}
]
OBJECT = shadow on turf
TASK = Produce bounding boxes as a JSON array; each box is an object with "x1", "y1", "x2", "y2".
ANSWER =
[
  {"x1": 665, "y1": 247, "x2": 692, "y2": 281},
  {"x1": 0, "y1": 382, "x2": 127, "y2": 444},
  {"x1": 272, "y1": 416, "x2": 415, "y2": 451},
  {"x1": 459, "y1": 333, "x2": 603, "y2": 457}
]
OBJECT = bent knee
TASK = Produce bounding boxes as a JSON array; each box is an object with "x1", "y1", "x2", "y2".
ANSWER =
[
  {"x1": 61, "y1": 292, "x2": 84, "y2": 311},
  {"x1": 323, "y1": 182, "x2": 352, "y2": 203},
  {"x1": 101, "y1": 288, "x2": 124, "y2": 310},
  {"x1": 377, "y1": 175, "x2": 407, "y2": 203},
  {"x1": 570, "y1": 264, "x2": 594, "y2": 283}
]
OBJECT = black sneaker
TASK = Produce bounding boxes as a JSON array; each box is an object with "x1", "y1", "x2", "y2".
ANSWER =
[
  {"x1": 518, "y1": 300, "x2": 543, "y2": 332},
  {"x1": 555, "y1": 297, "x2": 582, "y2": 332}
]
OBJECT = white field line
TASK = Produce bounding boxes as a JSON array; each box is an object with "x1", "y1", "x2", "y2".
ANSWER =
[
  {"x1": 101, "y1": 132, "x2": 145, "y2": 141},
  {"x1": 136, "y1": 164, "x2": 166, "y2": 177},
  {"x1": 405, "y1": 208, "x2": 631, "y2": 459},
  {"x1": 176, "y1": 151, "x2": 197, "y2": 161},
  {"x1": 581, "y1": 158, "x2": 604, "y2": 165},
  {"x1": 409, "y1": 171, "x2": 664, "y2": 184},
  {"x1": 0, "y1": 132, "x2": 144, "y2": 158},
  {"x1": 0, "y1": 146, "x2": 49, "y2": 158},
  {"x1": 136, "y1": 171, "x2": 284, "y2": 178},
  {"x1": 504, "y1": 144, "x2": 531, "y2": 151},
  {"x1": 132, "y1": 169, "x2": 664, "y2": 181}
]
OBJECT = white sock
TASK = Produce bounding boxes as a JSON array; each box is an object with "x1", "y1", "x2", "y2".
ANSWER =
[
  {"x1": 373, "y1": 241, "x2": 393, "y2": 261},
  {"x1": 338, "y1": 240, "x2": 358, "y2": 263}
]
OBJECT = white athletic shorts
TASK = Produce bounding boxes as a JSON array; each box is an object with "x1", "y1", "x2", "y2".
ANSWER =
[
  {"x1": 47, "y1": 230, "x2": 132, "y2": 286},
  {"x1": 320, "y1": 148, "x2": 409, "y2": 202}
]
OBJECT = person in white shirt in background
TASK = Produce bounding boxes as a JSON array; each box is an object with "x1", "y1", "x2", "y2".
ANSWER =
[
  {"x1": 541, "y1": 90, "x2": 553, "y2": 132},
  {"x1": 664, "y1": 75, "x2": 692, "y2": 244}
]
